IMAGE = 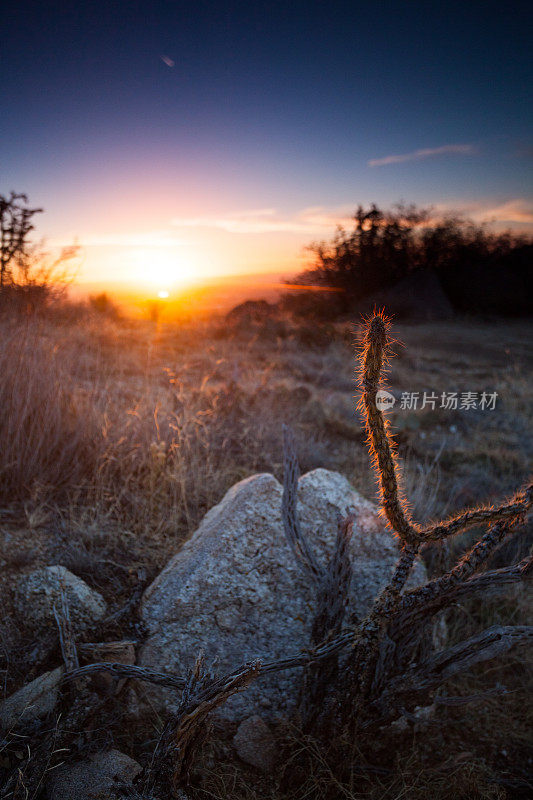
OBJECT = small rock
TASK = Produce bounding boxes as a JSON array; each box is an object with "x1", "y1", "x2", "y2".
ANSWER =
[
  {"x1": 0, "y1": 667, "x2": 63, "y2": 731},
  {"x1": 233, "y1": 715, "x2": 278, "y2": 773},
  {"x1": 391, "y1": 703, "x2": 436, "y2": 733},
  {"x1": 16, "y1": 565, "x2": 106, "y2": 632},
  {"x1": 47, "y1": 749, "x2": 142, "y2": 800}
]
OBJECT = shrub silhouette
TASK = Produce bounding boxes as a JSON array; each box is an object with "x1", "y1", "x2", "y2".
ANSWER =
[
  {"x1": 0, "y1": 191, "x2": 79, "y2": 313},
  {"x1": 297, "y1": 204, "x2": 532, "y2": 316},
  {"x1": 0, "y1": 192, "x2": 42, "y2": 288}
]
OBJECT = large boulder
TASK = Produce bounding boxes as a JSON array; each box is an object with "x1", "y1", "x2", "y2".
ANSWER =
[{"x1": 140, "y1": 469, "x2": 427, "y2": 722}]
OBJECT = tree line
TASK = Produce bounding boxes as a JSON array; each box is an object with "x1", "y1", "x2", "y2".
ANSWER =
[{"x1": 292, "y1": 203, "x2": 532, "y2": 316}]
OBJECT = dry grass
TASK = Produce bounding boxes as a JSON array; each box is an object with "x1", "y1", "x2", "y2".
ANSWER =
[{"x1": 0, "y1": 308, "x2": 531, "y2": 798}]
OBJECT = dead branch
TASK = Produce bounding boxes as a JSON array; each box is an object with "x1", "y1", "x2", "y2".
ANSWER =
[
  {"x1": 52, "y1": 584, "x2": 79, "y2": 672},
  {"x1": 300, "y1": 514, "x2": 355, "y2": 729},
  {"x1": 144, "y1": 656, "x2": 260, "y2": 795},
  {"x1": 367, "y1": 625, "x2": 533, "y2": 728},
  {"x1": 282, "y1": 423, "x2": 324, "y2": 581}
]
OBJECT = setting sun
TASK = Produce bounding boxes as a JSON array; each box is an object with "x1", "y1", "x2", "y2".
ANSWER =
[{"x1": 131, "y1": 248, "x2": 191, "y2": 291}]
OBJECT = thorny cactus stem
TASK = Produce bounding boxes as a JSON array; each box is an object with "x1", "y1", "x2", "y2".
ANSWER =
[
  {"x1": 420, "y1": 482, "x2": 533, "y2": 542},
  {"x1": 349, "y1": 312, "x2": 533, "y2": 703},
  {"x1": 359, "y1": 313, "x2": 533, "y2": 547},
  {"x1": 359, "y1": 313, "x2": 419, "y2": 544},
  {"x1": 397, "y1": 514, "x2": 528, "y2": 615}
]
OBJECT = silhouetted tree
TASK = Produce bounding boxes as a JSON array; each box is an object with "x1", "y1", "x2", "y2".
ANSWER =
[
  {"x1": 0, "y1": 192, "x2": 80, "y2": 314},
  {"x1": 305, "y1": 204, "x2": 429, "y2": 310},
  {"x1": 298, "y1": 204, "x2": 532, "y2": 316},
  {"x1": 0, "y1": 192, "x2": 43, "y2": 287}
]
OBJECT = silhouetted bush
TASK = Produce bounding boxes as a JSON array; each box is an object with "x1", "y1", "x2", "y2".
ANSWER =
[
  {"x1": 0, "y1": 192, "x2": 79, "y2": 317},
  {"x1": 294, "y1": 204, "x2": 532, "y2": 317},
  {"x1": 89, "y1": 292, "x2": 120, "y2": 318}
]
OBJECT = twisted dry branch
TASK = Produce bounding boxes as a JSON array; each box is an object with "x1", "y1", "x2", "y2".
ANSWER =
[
  {"x1": 143, "y1": 655, "x2": 261, "y2": 793},
  {"x1": 282, "y1": 423, "x2": 324, "y2": 581},
  {"x1": 366, "y1": 625, "x2": 533, "y2": 729},
  {"x1": 63, "y1": 556, "x2": 532, "y2": 697}
]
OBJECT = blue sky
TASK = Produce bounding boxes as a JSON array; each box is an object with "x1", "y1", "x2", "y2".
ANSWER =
[{"x1": 1, "y1": 0, "x2": 532, "y2": 289}]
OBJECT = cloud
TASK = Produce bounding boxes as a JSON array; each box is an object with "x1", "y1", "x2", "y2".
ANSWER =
[
  {"x1": 296, "y1": 206, "x2": 354, "y2": 228},
  {"x1": 171, "y1": 206, "x2": 355, "y2": 235},
  {"x1": 433, "y1": 198, "x2": 533, "y2": 225},
  {"x1": 160, "y1": 55, "x2": 175, "y2": 67},
  {"x1": 368, "y1": 144, "x2": 475, "y2": 167},
  {"x1": 72, "y1": 232, "x2": 186, "y2": 248},
  {"x1": 478, "y1": 199, "x2": 533, "y2": 224},
  {"x1": 180, "y1": 198, "x2": 532, "y2": 238}
]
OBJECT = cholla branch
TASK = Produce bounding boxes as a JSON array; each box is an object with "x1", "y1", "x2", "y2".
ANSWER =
[
  {"x1": 358, "y1": 313, "x2": 532, "y2": 550},
  {"x1": 64, "y1": 662, "x2": 188, "y2": 689},
  {"x1": 358, "y1": 312, "x2": 419, "y2": 544},
  {"x1": 394, "y1": 559, "x2": 532, "y2": 633},
  {"x1": 282, "y1": 423, "x2": 324, "y2": 581},
  {"x1": 145, "y1": 655, "x2": 260, "y2": 794},
  {"x1": 342, "y1": 541, "x2": 421, "y2": 700},
  {"x1": 301, "y1": 514, "x2": 355, "y2": 729},
  {"x1": 346, "y1": 312, "x2": 533, "y2": 715},
  {"x1": 311, "y1": 514, "x2": 355, "y2": 644},
  {"x1": 367, "y1": 625, "x2": 533, "y2": 729},
  {"x1": 396, "y1": 516, "x2": 529, "y2": 617},
  {"x1": 386, "y1": 558, "x2": 533, "y2": 679},
  {"x1": 52, "y1": 584, "x2": 79, "y2": 671},
  {"x1": 419, "y1": 483, "x2": 533, "y2": 542},
  {"x1": 342, "y1": 540, "x2": 422, "y2": 699}
]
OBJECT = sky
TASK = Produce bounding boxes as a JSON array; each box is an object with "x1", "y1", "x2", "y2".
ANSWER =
[{"x1": 1, "y1": 0, "x2": 532, "y2": 296}]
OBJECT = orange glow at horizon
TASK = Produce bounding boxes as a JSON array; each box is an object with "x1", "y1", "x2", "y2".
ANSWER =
[{"x1": 72, "y1": 226, "x2": 308, "y2": 297}]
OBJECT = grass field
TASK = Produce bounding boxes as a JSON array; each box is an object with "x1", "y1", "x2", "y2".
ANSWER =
[{"x1": 0, "y1": 307, "x2": 531, "y2": 798}]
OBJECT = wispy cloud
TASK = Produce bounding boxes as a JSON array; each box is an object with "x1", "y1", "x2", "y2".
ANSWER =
[
  {"x1": 60, "y1": 232, "x2": 186, "y2": 248},
  {"x1": 433, "y1": 198, "x2": 533, "y2": 226},
  {"x1": 479, "y1": 199, "x2": 533, "y2": 224},
  {"x1": 160, "y1": 55, "x2": 175, "y2": 67},
  {"x1": 171, "y1": 206, "x2": 354, "y2": 235},
  {"x1": 172, "y1": 198, "x2": 533, "y2": 237},
  {"x1": 368, "y1": 143, "x2": 475, "y2": 167}
]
